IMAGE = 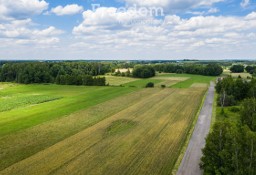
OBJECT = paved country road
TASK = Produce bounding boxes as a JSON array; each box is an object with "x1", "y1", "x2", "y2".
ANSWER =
[{"x1": 177, "y1": 82, "x2": 215, "y2": 175}]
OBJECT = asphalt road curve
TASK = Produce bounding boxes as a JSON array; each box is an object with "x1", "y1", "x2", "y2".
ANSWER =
[{"x1": 177, "y1": 82, "x2": 214, "y2": 175}]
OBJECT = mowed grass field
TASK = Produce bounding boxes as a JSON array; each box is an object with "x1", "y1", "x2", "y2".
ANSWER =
[
  {"x1": 0, "y1": 74, "x2": 212, "y2": 175},
  {"x1": 157, "y1": 73, "x2": 216, "y2": 88},
  {"x1": 106, "y1": 73, "x2": 215, "y2": 88},
  {"x1": 222, "y1": 69, "x2": 252, "y2": 78}
]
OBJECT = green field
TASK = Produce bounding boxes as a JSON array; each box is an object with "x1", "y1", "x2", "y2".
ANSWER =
[
  {"x1": 222, "y1": 69, "x2": 252, "y2": 79},
  {"x1": 105, "y1": 76, "x2": 138, "y2": 86},
  {"x1": 106, "y1": 73, "x2": 215, "y2": 88},
  {"x1": 0, "y1": 74, "x2": 213, "y2": 175},
  {"x1": 157, "y1": 73, "x2": 216, "y2": 88}
]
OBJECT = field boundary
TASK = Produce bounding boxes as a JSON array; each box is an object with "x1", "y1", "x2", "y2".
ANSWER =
[{"x1": 171, "y1": 86, "x2": 208, "y2": 175}]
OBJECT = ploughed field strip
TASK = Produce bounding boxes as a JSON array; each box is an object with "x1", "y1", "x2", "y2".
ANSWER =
[{"x1": 0, "y1": 87, "x2": 206, "y2": 175}]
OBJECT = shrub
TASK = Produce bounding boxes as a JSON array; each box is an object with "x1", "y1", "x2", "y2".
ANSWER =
[
  {"x1": 145, "y1": 82, "x2": 154, "y2": 88},
  {"x1": 161, "y1": 84, "x2": 166, "y2": 88},
  {"x1": 229, "y1": 107, "x2": 240, "y2": 113}
]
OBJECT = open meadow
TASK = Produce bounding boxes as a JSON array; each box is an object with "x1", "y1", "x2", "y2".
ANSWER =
[{"x1": 0, "y1": 74, "x2": 213, "y2": 175}]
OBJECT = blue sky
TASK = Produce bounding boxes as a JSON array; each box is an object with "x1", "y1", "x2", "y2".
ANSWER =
[{"x1": 0, "y1": 0, "x2": 256, "y2": 60}]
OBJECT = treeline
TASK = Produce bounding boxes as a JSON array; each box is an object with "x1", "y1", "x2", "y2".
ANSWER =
[
  {"x1": 201, "y1": 76, "x2": 256, "y2": 174},
  {"x1": 113, "y1": 65, "x2": 156, "y2": 78},
  {"x1": 215, "y1": 76, "x2": 256, "y2": 106},
  {"x1": 230, "y1": 64, "x2": 256, "y2": 75},
  {"x1": 153, "y1": 63, "x2": 223, "y2": 76},
  {"x1": 0, "y1": 62, "x2": 109, "y2": 86},
  {"x1": 56, "y1": 75, "x2": 106, "y2": 86}
]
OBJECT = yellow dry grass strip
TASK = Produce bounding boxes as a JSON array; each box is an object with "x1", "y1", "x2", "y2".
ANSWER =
[
  {"x1": 1, "y1": 88, "x2": 205, "y2": 175},
  {"x1": 155, "y1": 80, "x2": 181, "y2": 87},
  {"x1": 105, "y1": 76, "x2": 137, "y2": 86},
  {"x1": 190, "y1": 83, "x2": 208, "y2": 88},
  {"x1": 153, "y1": 77, "x2": 189, "y2": 81},
  {"x1": 153, "y1": 77, "x2": 189, "y2": 87}
]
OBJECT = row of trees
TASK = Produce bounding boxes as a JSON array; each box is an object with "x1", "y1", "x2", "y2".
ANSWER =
[
  {"x1": 230, "y1": 64, "x2": 256, "y2": 75},
  {"x1": 153, "y1": 63, "x2": 223, "y2": 76},
  {"x1": 56, "y1": 75, "x2": 106, "y2": 86},
  {"x1": 0, "y1": 62, "x2": 109, "y2": 85},
  {"x1": 201, "y1": 76, "x2": 256, "y2": 174}
]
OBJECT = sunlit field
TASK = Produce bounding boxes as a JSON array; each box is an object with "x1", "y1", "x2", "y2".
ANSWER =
[{"x1": 0, "y1": 74, "x2": 212, "y2": 175}]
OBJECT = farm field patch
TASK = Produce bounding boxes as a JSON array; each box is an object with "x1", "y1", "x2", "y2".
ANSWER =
[
  {"x1": 123, "y1": 78, "x2": 163, "y2": 87},
  {"x1": 0, "y1": 85, "x2": 136, "y2": 137},
  {"x1": 105, "y1": 76, "x2": 138, "y2": 86},
  {"x1": 1, "y1": 87, "x2": 206, "y2": 175},
  {"x1": 157, "y1": 74, "x2": 215, "y2": 88},
  {"x1": 0, "y1": 88, "x2": 158, "y2": 170}
]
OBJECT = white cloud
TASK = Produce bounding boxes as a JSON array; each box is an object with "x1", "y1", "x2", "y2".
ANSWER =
[
  {"x1": 245, "y1": 11, "x2": 256, "y2": 20},
  {"x1": 0, "y1": 0, "x2": 48, "y2": 20},
  {"x1": 241, "y1": 0, "x2": 250, "y2": 8},
  {"x1": 51, "y1": 4, "x2": 84, "y2": 16},
  {"x1": 0, "y1": 19, "x2": 63, "y2": 45},
  {"x1": 70, "y1": 7, "x2": 256, "y2": 59},
  {"x1": 73, "y1": 7, "x2": 154, "y2": 35}
]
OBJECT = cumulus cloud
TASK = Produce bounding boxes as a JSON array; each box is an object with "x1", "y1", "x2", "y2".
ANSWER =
[
  {"x1": 0, "y1": 19, "x2": 63, "y2": 45},
  {"x1": 51, "y1": 4, "x2": 84, "y2": 16},
  {"x1": 0, "y1": 0, "x2": 48, "y2": 20},
  {"x1": 241, "y1": 0, "x2": 250, "y2": 8},
  {"x1": 245, "y1": 11, "x2": 256, "y2": 20},
  {"x1": 72, "y1": 7, "x2": 256, "y2": 57},
  {"x1": 73, "y1": 7, "x2": 155, "y2": 34}
]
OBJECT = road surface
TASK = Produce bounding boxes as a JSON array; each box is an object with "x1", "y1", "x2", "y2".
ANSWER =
[{"x1": 177, "y1": 82, "x2": 214, "y2": 175}]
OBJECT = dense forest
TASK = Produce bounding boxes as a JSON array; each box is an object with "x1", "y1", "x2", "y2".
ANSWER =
[
  {"x1": 0, "y1": 62, "x2": 109, "y2": 86},
  {"x1": 153, "y1": 63, "x2": 223, "y2": 76},
  {"x1": 201, "y1": 76, "x2": 256, "y2": 174}
]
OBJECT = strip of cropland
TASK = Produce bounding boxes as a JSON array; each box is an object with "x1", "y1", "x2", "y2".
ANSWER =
[
  {"x1": 0, "y1": 84, "x2": 140, "y2": 169},
  {"x1": 0, "y1": 85, "x2": 137, "y2": 137},
  {"x1": 0, "y1": 74, "x2": 212, "y2": 174},
  {"x1": 157, "y1": 73, "x2": 215, "y2": 88},
  {"x1": 1, "y1": 89, "x2": 206, "y2": 174}
]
